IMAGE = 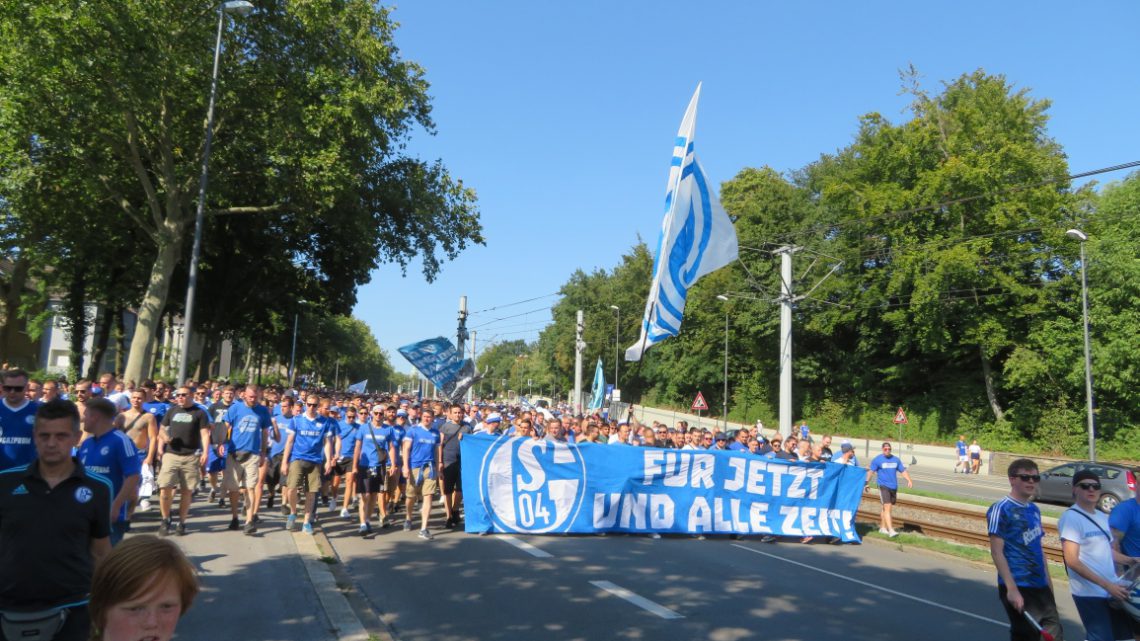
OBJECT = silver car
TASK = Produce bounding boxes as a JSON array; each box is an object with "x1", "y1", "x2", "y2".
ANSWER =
[{"x1": 1034, "y1": 461, "x2": 1137, "y2": 513}]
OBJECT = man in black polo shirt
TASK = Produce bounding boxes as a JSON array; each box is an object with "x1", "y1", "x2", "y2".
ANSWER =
[
  {"x1": 157, "y1": 387, "x2": 211, "y2": 536},
  {"x1": 0, "y1": 398, "x2": 111, "y2": 641}
]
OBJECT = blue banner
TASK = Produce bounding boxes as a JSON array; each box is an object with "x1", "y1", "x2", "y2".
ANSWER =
[{"x1": 461, "y1": 434, "x2": 864, "y2": 541}]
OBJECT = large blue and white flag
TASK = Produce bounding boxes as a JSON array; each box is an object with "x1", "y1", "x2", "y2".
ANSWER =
[
  {"x1": 587, "y1": 358, "x2": 606, "y2": 411},
  {"x1": 626, "y1": 84, "x2": 739, "y2": 361},
  {"x1": 397, "y1": 336, "x2": 479, "y2": 403},
  {"x1": 346, "y1": 379, "x2": 368, "y2": 394}
]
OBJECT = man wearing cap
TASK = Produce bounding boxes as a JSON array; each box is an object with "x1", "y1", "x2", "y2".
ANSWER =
[
  {"x1": 712, "y1": 433, "x2": 730, "y2": 450},
  {"x1": 77, "y1": 397, "x2": 140, "y2": 545},
  {"x1": 476, "y1": 413, "x2": 503, "y2": 435},
  {"x1": 1059, "y1": 469, "x2": 1136, "y2": 641},
  {"x1": 835, "y1": 441, "x2": 858, "y2": 466}
]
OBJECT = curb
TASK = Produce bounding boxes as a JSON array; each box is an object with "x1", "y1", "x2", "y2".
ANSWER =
[{"x1": 293, "y1": 526, "x2": 389, "y2": 641}]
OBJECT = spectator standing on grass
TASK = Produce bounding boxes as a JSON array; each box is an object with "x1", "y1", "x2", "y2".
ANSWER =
[
  {"x1": 1059, "y1": 469, "x2": 1136, "y2": 641},
  {"x1": 988, "y1": 458, "x2": 1065, "y2": 641},
  {"x1": 866, "y1": 442, "x2": 912, "y2": 538}
]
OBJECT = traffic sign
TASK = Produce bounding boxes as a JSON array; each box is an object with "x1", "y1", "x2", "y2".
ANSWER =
[
  {"x1": 691, "y1": 391, "x2": 709, "y2": 411},
  {"x1": 893, "y1": 407, "x2": 908, "y2": 424}
]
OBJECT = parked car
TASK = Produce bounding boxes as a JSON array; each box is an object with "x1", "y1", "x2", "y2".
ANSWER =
[{"x1": 1034, "y1": 461, "x2": 1137, "y2": 512}]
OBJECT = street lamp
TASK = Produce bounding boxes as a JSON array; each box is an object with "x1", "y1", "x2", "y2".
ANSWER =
[
  {"x1": 1066, "y1": 228, "x2": 1096, "y2": 461},
  {"x1": 609, "y1": 305, "x2": 620, "y2": 394},
  {"x1": 177, "y1": 0, "x2": 255, "y2": 385},
  {"x1": 716, "y1": 294, "x2": 730, "y2": 431}
]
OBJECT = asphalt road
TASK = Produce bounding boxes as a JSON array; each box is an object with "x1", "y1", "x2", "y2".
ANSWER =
[
  {"x1": 320, "y1": 508, "x2": 1086, "y2": 641},
  {"x1": 127, "y1": 494, "x2": 337, "y2": 641}
]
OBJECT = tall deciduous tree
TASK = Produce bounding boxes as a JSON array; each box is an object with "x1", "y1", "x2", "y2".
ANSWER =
[{"x1": 0, "y1": 1, "x2": 481, "y2": 383}]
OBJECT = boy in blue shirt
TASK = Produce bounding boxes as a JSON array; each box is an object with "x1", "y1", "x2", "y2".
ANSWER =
[
  {"x1": 866, "y1": 442, "x2": 912, "y2": 537},
  {"x1": 988, "y1": 458, "x2": 1064, "y2": 641},
  {"x1": 402, "y1": 410, "x2": 441, "y2": 540}
]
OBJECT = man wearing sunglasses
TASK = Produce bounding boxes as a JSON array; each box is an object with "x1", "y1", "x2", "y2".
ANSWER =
[
  {"x1": 1058, "y1": 469, "x2": 1136, "y2": 641},
  {"x1": 987, "y1": 458, "x2": 1064, "y2": 641},
  {"x1": 0, "y1": 368, "x2": 39, "y2": 469},
  {"x1": 156, "y1": 387, "x2": 212, "y2": 536}
]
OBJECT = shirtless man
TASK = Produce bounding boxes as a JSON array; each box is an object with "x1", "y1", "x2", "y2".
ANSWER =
[{"x1": 120, "y1": 388, "x2": 159, "y2": 516}]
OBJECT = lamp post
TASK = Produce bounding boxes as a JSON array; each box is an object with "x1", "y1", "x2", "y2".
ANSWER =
[
  {"x1": 609, "y1": 305, "x2": 620, "y2": 394},
  {"x1": 177, "y1": 0, "x2": 254, "y2": 385},
  {"x1": 716, "y1": 295, "x2": 730, "y2": 431},
  {"x1": 1066, "y1": 228, "x2": 1096, "y2": 461}
]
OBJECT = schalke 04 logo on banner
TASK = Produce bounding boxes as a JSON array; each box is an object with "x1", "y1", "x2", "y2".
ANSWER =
[{"x1": 461, "y1": 434, "x2": 865, "y2": 540}]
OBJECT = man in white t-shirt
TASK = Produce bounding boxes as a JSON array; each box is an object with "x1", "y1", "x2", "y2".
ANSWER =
[{"x1": 1058, "y1": 469, "x2": 1137, "y2": 641}]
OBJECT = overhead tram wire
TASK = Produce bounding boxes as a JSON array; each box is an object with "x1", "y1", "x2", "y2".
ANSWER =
[
  {"x1": 751, "y1": 159, "x2": 1140, "y2": 248},
  {"x1": 469, "y1": 305, "x2": 554, "y2": 330},
  {"x1": 467, "y1": 293, "x2": 560, "y2": 316}
]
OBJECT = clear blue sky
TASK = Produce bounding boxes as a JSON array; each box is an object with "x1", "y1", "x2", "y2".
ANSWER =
[{"x1": 353, "y1": 1, "x2": 1140, "y2": 374}]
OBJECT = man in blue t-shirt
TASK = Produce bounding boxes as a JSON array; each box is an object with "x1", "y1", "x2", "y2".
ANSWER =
[
  {"x1": 262, "y1": 396, "x2": 295, "y2": 514},
  {"x1": 223, "y1": 385, "x2": 272, "y2": 534},
  {"x1": 1109, "y1": 471, "x2": 1140, "y2": 640},
  {"x1": 954, "y1": 435, "x2": 969, "y2": 473},
  {"x1": 77, "y1": 398, "x2": 141, "y2": 545},
  {"x1": 353, "y1": 406, "x2": 396, "y2": 535},
  {"x1": 866, "y1": 442, "x2": 912, "y2": 537},
  {"x1": 280, "y1": 394, "x2": 333, "y2": 534},
  {"x1": 141, "y1": 381, "x2": 168, "y2": 423},
  {"x1": 0, "y1": 368, "x2": 39, "y2": 469},
  {"x1": 988, "y1": 458, "x2": 1063, "y2": 641},
  {"x1": 332, "y1": 408, "x2": 361, "y2": 519},
  {"x1": 402, "y1": 409, "x2": 441, "y2": 540}
]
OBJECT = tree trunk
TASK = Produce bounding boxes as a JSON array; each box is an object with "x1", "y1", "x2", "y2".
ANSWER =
[
  {"x1": 123, "y1": 235, "x2": 181, "y2": 385},
  {"x1": 0, "y1": 256, "x2": 31, "y2": 363},
  {"x1": 86, "y1": 304, "x2": 113, "y2": 380},
  {"x1": 113, "y1": 308, "x2": 126, "y2": 379},
  {"x1": 64, "y1": 272, "x2": 88, "y2": 382},
  {"x1": 194, "y1": 334, "x2": 216, "y2": 382},
  {"x1": 980, "y1": 345, "x2": 1005, "y2": 422}
]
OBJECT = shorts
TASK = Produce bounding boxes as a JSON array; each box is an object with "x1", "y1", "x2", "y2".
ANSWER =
[
  {"x1": 265, "y1": 453, "x2": 284, "y2": 488},
  {"x1": 206, "y1": 454, "x2": 226, "y2": 473},
  {"x1": 441, "y1": 460, "x2": 462, "y2": 494},
  {"x1": 997, "y1": 584, "x2": 1063, "y2": 641},
  {"x1": 332, "y1": 457, "x2": 354, "y2": 476},
  {"x1": 958, "y1": 455, "x2": 968, "y2": 463},
  {"x1": 879, "y1": 486, "x2": 898, "y2": 505},
  {"x1": 356, "y1": 465, "x2": 387, "y2": 494},
  {"x1": 222, "y1": 452, "x2": 261, "y2": 491},
  {"x1": 1072, "y1": 595, "x2": 1132, "y2": 641},
  {"x1": 158, "y1": 452, "x2": 201, "y2": 490},
  {"x1": 406, "y1": 465, "x2": 438, "y2": 500},
  {"x1": 287, "y1": 459, "x2": 323, "y2": 491}
]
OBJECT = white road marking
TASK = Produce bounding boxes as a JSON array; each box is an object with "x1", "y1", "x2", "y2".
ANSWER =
[
  {"x1": 497, "y1": 534, "x2": 553, "y2": 558},
  {"x1": 730, "y1": 544, "x2": 1008, "y2": 627},
  {"x1": 590, "y1": 580, "x2": 684, "y2": 619}
]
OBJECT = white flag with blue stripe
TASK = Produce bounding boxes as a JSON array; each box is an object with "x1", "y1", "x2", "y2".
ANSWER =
[
  {"x1": 626, "y1": 84, "x2": 738, "y2": 362},
  {"x1": 588, "y1": 358, "x2": 606, "y2": 411}
]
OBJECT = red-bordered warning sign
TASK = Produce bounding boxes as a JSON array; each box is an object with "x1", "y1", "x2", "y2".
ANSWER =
[
  {"x1": 893, "y1": 407, "x2": 908, "y2": 424},
  {"x1": 691, "y1": 391, "x2": 709, "y2": 411}
]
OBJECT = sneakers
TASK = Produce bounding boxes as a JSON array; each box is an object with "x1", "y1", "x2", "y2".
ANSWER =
[
  {"x1": 302, "y1": 522, "x2": 314, "y2": 535},
  {"x1": 286, "y1": 515, "x2": 297, "y2": 532},
  {"x1": 209, "y1": 489, "x2": 217, "y2": 502},
  {"x1": 340, "y1": 508, "x2": 351, "y2": 519},
  {"x1": 281, "y1": 505, "x2": 291, "y2": 517},
  {"x1": 228, "y1": 517, "x2": 240, "y2": 531},
  {"x1": 176, "y1": 522, "x2": 186, "y2": 536},
  {"x1": 359, "y1": 523, "x2": 371, "y2": 536},
  {"x1": 888, "y1": 529, "x2": 899, "y2": 538},
  {"x1": 760, "y1": 535, "x2": 778, "y2": 543},
  {"x1": 218, "y1": 497, "x2": 226, "y2": 508},
  {"x1": 159, "y1": 518, "x2": 172, "y2": 537},
  {"x1": 243, "y1": 521, "x2": 257, "y2": 535},
  {"x1": 649, "y1": 533, "x2": 662, "y2": 540},
  {"x1": 878, "y1": 527, "x2": 890, "y2": 535},
  {"x1": 138, "y1": 499, "x2": 151, "y2": 512},
  {"x1": 379, "y1": 516, "x2": 389, "y2": 529},
  {"x1": 418, "y1": 529, "x2": 433, "y2": 540},
  {"x1": 403, "y1": 520, "x2": 413, "y2": 532}
]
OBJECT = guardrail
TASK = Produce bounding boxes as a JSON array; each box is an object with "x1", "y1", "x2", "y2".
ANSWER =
[{"x1": 855, "y1": 491, "x2": 1063, "y2": 564}]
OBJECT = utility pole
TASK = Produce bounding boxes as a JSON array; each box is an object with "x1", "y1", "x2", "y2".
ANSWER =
[
  {"x1": 456, "y1": 295, "x2": 469, "y2": 357},
  {"x1": 775, "y1": 246, "x2": 799, "y2": 439},
  {"x1": 574, "y1": 310, "x2": 585, "y2": 415}
]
